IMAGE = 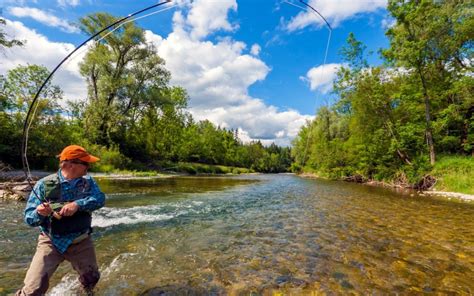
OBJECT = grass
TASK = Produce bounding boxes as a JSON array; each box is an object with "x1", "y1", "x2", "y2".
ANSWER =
[{"x1": 431, "y1": 155, "x2": 474, "y2": 194}]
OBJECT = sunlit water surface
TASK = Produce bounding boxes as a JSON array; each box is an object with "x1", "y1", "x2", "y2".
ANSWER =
[{"x1": 1, "y1": 174, "x2": 473, "y2": 295}]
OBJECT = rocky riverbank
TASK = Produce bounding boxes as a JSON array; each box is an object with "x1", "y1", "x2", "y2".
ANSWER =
[{"x1": 299, "y1": 172, "x2": 474, "y2": 202}]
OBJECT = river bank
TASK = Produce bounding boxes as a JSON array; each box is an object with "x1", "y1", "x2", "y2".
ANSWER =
[
  {"x1": 2, "y1": 169, "x2": 472, "y2": 202},
  {"x1": 299, "y1": 172, "x2": 474, "y2": 202}
]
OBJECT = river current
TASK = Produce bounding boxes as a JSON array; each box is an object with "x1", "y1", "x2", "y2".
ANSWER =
[{"x1": 1, "y1": 174, "x2": 473, "y2": 294}]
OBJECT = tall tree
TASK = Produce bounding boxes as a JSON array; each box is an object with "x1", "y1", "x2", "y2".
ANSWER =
[
  {"x1": 383, "y1": 0, "x2": 473, "y2": 164},
  {"x1": 79, "y1": 13, "x2": 170, "y2": 147}
]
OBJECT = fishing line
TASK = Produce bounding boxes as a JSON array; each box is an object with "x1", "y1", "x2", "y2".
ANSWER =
[
  {"x1": 21, "y1": 0, "x2": 173, "y2": 205},
  {"x1": 284, "y1": 0, "x2": 333, "y2": 166}
]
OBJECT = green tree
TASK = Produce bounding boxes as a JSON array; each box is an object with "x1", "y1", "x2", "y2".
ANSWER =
[
  {"x1": 383, "y1": 0, "x2": 474, "y2": 164},
  {"x1": 0, "y1": 64, "x2": 70, "y2": 168},
  {"x1": 79, "y1": 12, "x2": 170, "y2": 147}
]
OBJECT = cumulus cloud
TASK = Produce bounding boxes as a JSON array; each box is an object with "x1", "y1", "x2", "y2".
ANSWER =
[
  {"x1": 7, "y1": 7, "x2": 80, "y2": 33},
  {"x1": 285, "y1": 0, "x2": 387, "y2": 31},
  {"x1": 250, "y1": 43, "x2": 261, "y2": 56},
  {"x1": 156, "y1": 33, "x2": 268, "y2": 108},
  {"x1": 302, "y1": 63, "x2": 343, "y2": 93},
  {"x1": 0, "y1": 19, "x2": 87, "y2": 102},
  {"x1": 190, "y1": 103, "x2": 312, "y2": 146},
  {"x1": 179, "y1": 0, "x2": 238, "y2": 40},
  {"x1": 145, "y1": 1, "x2": 311, "y2": 145}
]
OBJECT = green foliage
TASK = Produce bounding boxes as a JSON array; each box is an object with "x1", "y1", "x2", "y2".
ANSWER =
[
  {"x1": 339, "y1": 32, "x2": 368, "y2": 71},
  {"x1": 0, "y1": 64, "x2": 72, "y2": 168},
  {"x1": 78, "y1": 12, "x2": 171, "y2": 147},
  {"x1": 396, "y1": 155, "x2": 432, "y2": 185},
  {"x1": 382, "y1": 0, "x2": 474, "y2": 164},
  {"x1": 293, "y1": 2, "x2": 473, "y2": 189}
]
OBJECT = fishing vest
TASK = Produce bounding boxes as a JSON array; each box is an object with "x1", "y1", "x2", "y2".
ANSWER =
[{"x1": 42, "y1": 173, "x2": 92, "y2": 236}]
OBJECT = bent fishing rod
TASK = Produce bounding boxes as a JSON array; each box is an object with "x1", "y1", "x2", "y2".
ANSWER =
[
  {"x1": 21, "y1": 0, "x2": 172, "y2": 212},
  {"x1": 283, "y1": 0, "x2": 333, "y2": 166}
]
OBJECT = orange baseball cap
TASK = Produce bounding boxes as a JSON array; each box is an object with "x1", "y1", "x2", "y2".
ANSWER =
[{"x1": 59, "y1": 145, "x2": 100, "y2": 163}]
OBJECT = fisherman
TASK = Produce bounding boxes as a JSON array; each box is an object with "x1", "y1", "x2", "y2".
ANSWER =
[{"x1": 16, "y1": 145, "x2": 105, "y2": 296}]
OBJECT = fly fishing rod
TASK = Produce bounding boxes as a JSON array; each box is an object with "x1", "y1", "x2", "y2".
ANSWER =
[{"x1": 21, "y1": 0, "x2": 173, "y2": 217}]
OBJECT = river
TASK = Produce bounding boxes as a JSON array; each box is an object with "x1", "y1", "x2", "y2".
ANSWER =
[{"x1": 1, "y1": 174, "x2": 473, "y2": 295}]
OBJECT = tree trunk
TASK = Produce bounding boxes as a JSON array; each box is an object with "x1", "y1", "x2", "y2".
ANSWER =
[{"x1": 417, "y1": 67, "x2": 436, "y2": 165}]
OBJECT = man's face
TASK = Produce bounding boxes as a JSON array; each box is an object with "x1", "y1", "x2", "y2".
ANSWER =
[{"x1": 64, "y1": 159, "x2": 89, "y2": 179}]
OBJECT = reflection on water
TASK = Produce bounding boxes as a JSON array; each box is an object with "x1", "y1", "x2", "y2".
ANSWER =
[{"x1": 1, "y1": 175, "x2": 473, "y2": 295}]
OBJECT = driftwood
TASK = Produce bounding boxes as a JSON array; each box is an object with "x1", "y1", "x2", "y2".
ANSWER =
[
  {"x1": 414, "y1": 175, "x2": 437, "y2": 191},
  {"x1": 343, "y1": 174, "x2": 365, "y2": 183},
  {"x1": 343, "y1": 172, "x2": 437, "y2": 192}
]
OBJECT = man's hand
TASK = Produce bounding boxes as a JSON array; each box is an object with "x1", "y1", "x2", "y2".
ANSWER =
[
  {"x1": 36, "y1": 203, "x2": 53, "y2": 217},
  {"x1": 59, "y1": 202, "x2": 79, "y2": 216}
]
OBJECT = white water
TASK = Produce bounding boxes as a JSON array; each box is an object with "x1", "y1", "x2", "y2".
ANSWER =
[{"x1": 92, "y1": 200, "x2": 206, "y2": 228}]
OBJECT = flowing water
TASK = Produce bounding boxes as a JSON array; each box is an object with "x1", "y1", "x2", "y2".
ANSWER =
[{"x1": 1, "y1": 174, "x2": 473, "y2": 295}]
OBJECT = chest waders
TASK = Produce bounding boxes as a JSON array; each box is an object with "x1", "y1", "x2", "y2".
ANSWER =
[{"x1": 42, "y1": 174, "x2": 92, "y2": 236}]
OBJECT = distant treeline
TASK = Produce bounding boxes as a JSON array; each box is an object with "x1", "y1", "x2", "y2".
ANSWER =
[
  {"x1": 292, "y1": 1, "x2": 473, "y2": 185},
  {"x1": 0, "y1": 14, "x2": 291, "y2": 173}
]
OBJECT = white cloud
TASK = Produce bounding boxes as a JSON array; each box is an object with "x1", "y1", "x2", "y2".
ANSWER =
[
  {"x1": 250, "y1": 43, "x2": 261, "y2": 56},
  {"x1": 190, "y1": 103, "x2": 312, "y2": 146},
  {"x1": 154, "y1": 28, "x2": 268, "y2": 108},
  {"x1": 7, "y1": 7, "x2": 79, "y2": 33},
  {"x1": 286, "y1": 0, "x2": 387, "y2": 31},
  {"x1": 145, "y1": 2, "x2": 311, "y2": 145},
  {"x1": 181, "y1": 0, "x2": 238, "y2": 40},
  {"x1": 302, "y1": 63, "x2": 343, "y2": 93},
  {"x1": 0, "y1": 19, "x2": 87, "y2": 103},
  {"x1": 57, "y1": 0, "x2": 80, "y2": 7}
]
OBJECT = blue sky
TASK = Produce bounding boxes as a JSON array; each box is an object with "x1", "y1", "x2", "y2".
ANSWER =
[{"x1": 1, "y1": 0, "x2": 392, "y2": 145}]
